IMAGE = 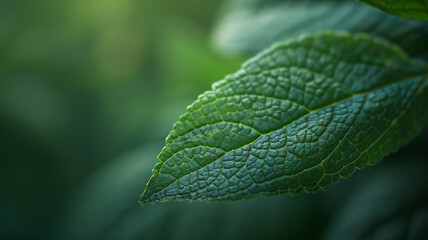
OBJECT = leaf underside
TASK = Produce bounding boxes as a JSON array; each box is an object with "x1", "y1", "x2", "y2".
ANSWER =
[
  {"x1": 359, "y1": 0, "x2": 428, "y2": 21},
  {"x1": 212, "y1": 0, "x2": 428, "y2": 59},
  {"x1": 140, "y1": 32, "x2": 428, "y2": 205}
]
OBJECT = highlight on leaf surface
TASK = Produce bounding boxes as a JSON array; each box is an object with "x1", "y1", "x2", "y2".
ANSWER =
[
  {"x1": 139, "y1": 31, "x2": 428, "y2": 205},
  {"x1": 358, "y1": 0, "x2": 428, "y2": 21}
]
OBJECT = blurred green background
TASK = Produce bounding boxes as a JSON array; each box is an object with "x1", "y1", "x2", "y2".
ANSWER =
[{"x1": 1, "y1": 0, "x2": 427, "y2": 239}]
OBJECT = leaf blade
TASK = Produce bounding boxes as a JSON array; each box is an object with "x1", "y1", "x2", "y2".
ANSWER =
[{"x1": 140, "y1": 32, "x2": 428, "y2": 205}]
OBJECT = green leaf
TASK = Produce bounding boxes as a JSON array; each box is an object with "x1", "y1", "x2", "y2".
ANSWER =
[
  {"x1": 212, "y1": 0, "x2": 428, "y2": 59},
  {"x1": 358, "y1": 0, "x2": 428, "y2": 21},
  {"x1": 140, "y1": 32, "x2": 428, "y2": 205}
]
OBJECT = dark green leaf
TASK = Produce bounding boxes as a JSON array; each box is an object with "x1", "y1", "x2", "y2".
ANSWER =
[{"x1": 140, "y1": 32, "x2": 428, "y2": 205}]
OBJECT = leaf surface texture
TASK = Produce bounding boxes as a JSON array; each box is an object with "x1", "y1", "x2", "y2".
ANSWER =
[{"x1": 140, "y1": 32, "x2": 428, "y2": 205}]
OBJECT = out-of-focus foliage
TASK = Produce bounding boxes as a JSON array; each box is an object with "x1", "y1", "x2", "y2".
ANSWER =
[
  {"x1": 212, "y1": 0, "x2": 428, "y2": 59},
  {"x1": 0, "y1": 0, "x2": 241, "y2": 239},
  {"x1": 358, "y1": 0, "x2": 428, "y2": 21},
  {"x1": 1, "y1": 0, "x2": 427, "y2": 239},
  {"x1": 322, "y1": 155, "x2": 428, "y2": 240}
]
